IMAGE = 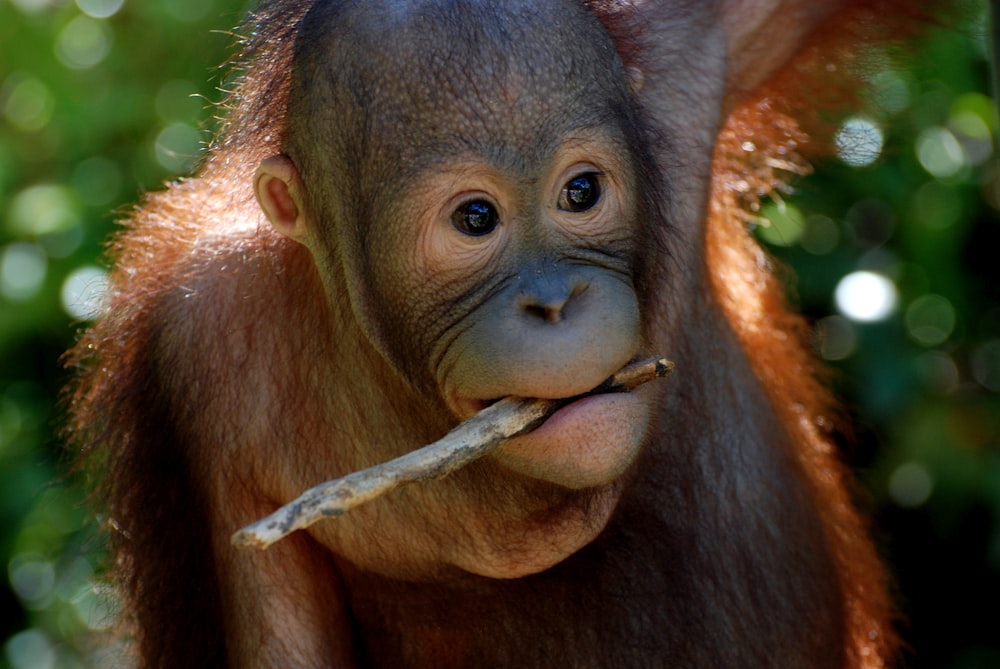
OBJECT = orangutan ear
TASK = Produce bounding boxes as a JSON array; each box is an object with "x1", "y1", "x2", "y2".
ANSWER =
[{"x1": 254, "y1": 154, "x2": 309, "y2": 243}]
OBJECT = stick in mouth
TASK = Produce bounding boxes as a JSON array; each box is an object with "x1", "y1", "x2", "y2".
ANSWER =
[{"x1": 232, "y1": 356, "x2": 674, "y2": 550}]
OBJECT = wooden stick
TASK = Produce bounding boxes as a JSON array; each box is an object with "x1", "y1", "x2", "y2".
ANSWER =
[{"x1": 232, "y1": 356, "x2": 673, "y2": 550}]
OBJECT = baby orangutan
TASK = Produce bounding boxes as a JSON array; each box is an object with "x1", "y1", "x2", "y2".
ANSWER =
[{"x1": 65, "y1": 0, "x2": 947, "y2": 666}]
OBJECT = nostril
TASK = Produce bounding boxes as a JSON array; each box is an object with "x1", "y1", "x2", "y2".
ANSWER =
[
  {"x1": 519, "y1": 280, "x2": 588, "y2": 324},
  {"x1": 517, "y1": 268, "x2": 590, "y2": 323},
  {"x1": 524, "y1": 303, "x2": 564, "y2": 323}
]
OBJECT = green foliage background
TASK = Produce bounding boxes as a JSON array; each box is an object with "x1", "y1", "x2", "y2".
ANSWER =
[{"x1": 0, "y1": 1, "x2": 997, "y2": 667}]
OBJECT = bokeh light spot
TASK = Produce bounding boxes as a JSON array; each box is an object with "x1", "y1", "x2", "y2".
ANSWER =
[
  {"x1": 834, "y1": 271, "x2": 897, "y2": 322},
  {"x1": 71, "y1": 583, "x2": 117, "y2": 632},
  {"x1": 60, "y1": 266, "x2": 109, "y2": 321},
  {"x1": 8, "y1": 553, "x2": 55, "y2": 608},
  {"x1": 757, "y1": 201, "x2": 804, "y2": 247},
  {"x1": 55, "y1": 16, "x2": 113, "y2": 70},
  {"x1": 9, "y1": 0, "x2": 58, "y2": 13},
  {"x1": 905, "y1": 294, "x2": 956, "y2": 346},
  {"x1": 2, "y1": 74, "x2": 55, "y2": 133},
  {"x1": 154, "y1": 122, "x2": 203, "y2": 173},
  {"x1": 0, "y1": 244, "x2": 48, "y2": 302},
  {"x1": 816, "y1": 315, "x2": 857, "y2": 361},
  {"x1": 7, "y1": 184, "x2": 80, "y2": 236},
  {"x1": 889, "y1": 462, "x2": 934, "y2": 508},
  {"x1": 916, "y1": 126, "x2": 966, "y2": 178},
  {"x1": 868, "y1": 70, "x2": 912, "y2": 115},
  {"x1": 836, "y1": 117, "x2": 884, "y2": 167},
  {"x1": 75, "y1": 0, "x2": 126, "y2": 19},
  {"x1": 3, "y1": 628, "x2": 57, "y2": 669},
  {"x1": 912, "y1": 351, "x2": 960, "y2": 395},
  {"x1": 948, "y1": 109, "x2": 993, "y2": 166}
]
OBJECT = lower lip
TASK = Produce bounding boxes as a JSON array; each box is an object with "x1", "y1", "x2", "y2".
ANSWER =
[
  {"x1": 531, "y1": 394, "x2": 613, "y2": 436},
  {"x1": 490, "y1": 391, "x2": 650, "y2": 489}
]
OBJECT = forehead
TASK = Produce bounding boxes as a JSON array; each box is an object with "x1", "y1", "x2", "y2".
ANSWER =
[{"x1": 293, "y1": 0, "x2": 633, "y2": 172}]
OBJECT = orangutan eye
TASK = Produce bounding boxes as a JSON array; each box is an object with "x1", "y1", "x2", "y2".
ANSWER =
[
  {"x1": 559, "y1": 173, "x2": 602, "y2": 212},
  {"x1": 452, "y1": 200, "x2": 499, "y2": 236}
]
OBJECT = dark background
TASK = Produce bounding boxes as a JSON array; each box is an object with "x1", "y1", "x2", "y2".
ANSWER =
[{"x1": 1, "y1": 1, "x2": 997, "y2": 667}]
